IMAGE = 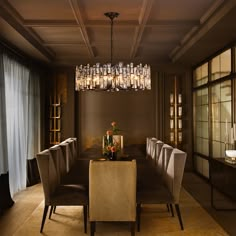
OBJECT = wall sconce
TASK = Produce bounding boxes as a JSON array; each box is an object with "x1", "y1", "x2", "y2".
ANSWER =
[{"x1": 170, "y1": 76, "x2": 182, "y2": 147}]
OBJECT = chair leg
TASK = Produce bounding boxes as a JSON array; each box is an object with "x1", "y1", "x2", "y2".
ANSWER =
[
  {"x1": 40, "y1": 205, "x2": 49, "y2": 233},
  {"x1": 130, "y1": 221, "x2": 135, "y2": 236},
  {"x1": 166, "y1": 204, "x2": 170, "y2": 212},
  {"x1": 90, "y1": 221, "x2": 95, "y2": 236},
  {"x1": 136, "y1": 203, "x2": 141, "y2": 232},
  {"x1": 53, "y1": 206, "x2": 56, "y2": 213},
  {"x1": 83, "y1": 205, "x2": 87, "y2": 234},
  {"x1": 175, "y1": 204, "x2": 184, "y2": 230},
  {"x1": 170, "y1": 204, "x2": 174, "y2": 217},
  {"x1": 49, "y1": 206, "x2": 54, "y2": 219}
]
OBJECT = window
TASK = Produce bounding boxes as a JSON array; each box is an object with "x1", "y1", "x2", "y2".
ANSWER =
[
  {"x1": 211, "y1": 80, "x2": 231, "y2": 157},
  {"x1": 193, "y1": 62, "x2": 208, "y2": 87},
  {"x1": 211, "y1": 49, "x2": 231, "y2": 81},
  {"x1": 193, "y1": 47, "x2": 233, "y2": 179}
]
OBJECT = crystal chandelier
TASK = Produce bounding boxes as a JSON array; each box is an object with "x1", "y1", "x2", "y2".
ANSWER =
[{"x1": 75, "y1": 12, "x2": 151, "y2": 91}]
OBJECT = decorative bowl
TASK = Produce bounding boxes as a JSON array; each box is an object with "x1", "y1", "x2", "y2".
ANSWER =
[
  {"x1": 225, "y1": 150, "x2": 236, "y2": 158},
  {"x1": 225, "y1": 150, "x2": 236, "y2": 164}
]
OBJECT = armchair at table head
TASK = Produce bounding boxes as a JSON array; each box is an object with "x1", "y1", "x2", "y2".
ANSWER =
[{"x1": 89, "y1": 159, "x2": 137, "y2": 236}]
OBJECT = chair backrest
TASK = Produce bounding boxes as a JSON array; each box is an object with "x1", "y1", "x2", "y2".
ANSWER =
[
  {"x1": 146, "y1": 137, "x2": 151, "y2": 158},
  {"x1": 89, "y1": 160, "x2": 137, "y2": 222},
  {"x1": 149, "y1": 137, "x2": 157, "y2": 160},
  {"x1": 65, "y1": 139, "x2": 77, "y2": 165},
  {"x1": 164, "y1": 148, "x2": 187, "y2": 203},
  {"x1": 65, "y1": 137, "x2": 77, "y2": 161},
  {"x1": 36, "y1": 149, "x2": 58, "y2": 205},
  {"x1": 146, "y1": 137, "x2": 156, "y2": 158},
  {"x1": 154, "y1": 140, "x2": 164, "y2": 164},
  {"x1": 59, "y1": 141, "x2": 72, "y2": 172},
  {"x1": 156, "y1": 144, "x2": 173, "y2": 175},
  {"x1": 49, "y1": 145, "x2": 67, "y2": 181}
]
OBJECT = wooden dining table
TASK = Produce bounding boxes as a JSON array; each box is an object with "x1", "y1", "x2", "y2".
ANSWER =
[{"x1": 73, "y1": 152, "x2": 162, "y2": 194}]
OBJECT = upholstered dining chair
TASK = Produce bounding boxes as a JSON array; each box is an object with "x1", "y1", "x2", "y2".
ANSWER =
[
  {"x1": 146, "y1": 137, "x2": 156, "y2": 159},
  {"x1": 146, "y1": 137, "x2": 152, "y2": 158},
  {"x1": 65, "y1": 137, "x2": 78, "y2": 162},
  {"x1": 59, "y1": 141, "x2": 73, "y2": 173},
  {"x1": 59, "y1": 140, "x2": 89, "y2": 188},
  {"x1": 149, "y1": 137, "x2": 157, "y2": 160},
  {"x1": 153, "y1": 140, "x2": 164, "y2": 165},
  {"x1": 156, "y1": 144, "x2": 173, "y2": 175},
  {"x1": 36, "y1": 149, "x2": 88, "y2": 233},
  {"x1": 137, "y1": 148, "x2": 187, "y2": 231},
  {"x1": 89, "y1": 160, "x2": 137, "y2": 236}
]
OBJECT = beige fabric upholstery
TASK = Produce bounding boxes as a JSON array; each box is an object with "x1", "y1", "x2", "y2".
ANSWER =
[
  {"x1": 156, "y1": 144, "x2": 173, "y2": 175},
  {"x1": 146, "y1": 137, "x2": 156, "y2": 159},
  {"x1": 163, "y1": 148, "x2": 187, "y2": 203},
  {"x1": 154, "y1": 140, "x2": 164, "y2": 164},
  {"x1": 137, "y1": 147, "x2": 187, "y2": 231},
  {"x1": 59, "y1": 141, "x2": 72, "y2": 172},
  {"x1": 49, "y1": 145, "x2": 67, "y2": 182},
  {"x1": 65, "y1": 137, "x2": 77, "y2": 162},
  {"x1": 149, "y1": 137, "x2": 157, "y2": 160},
  {"x1": 65, "y1": 139, "x2": 76, "y2": 166},
  {"x1": 89, "y1": 159, "x2": 137, "y2": 222},
  {"x1": 37, "y1": 150, "x2": 58, "y2": 205},
  {"x1": 36, "y1": 148, "x2": 88, "y2": 233}
]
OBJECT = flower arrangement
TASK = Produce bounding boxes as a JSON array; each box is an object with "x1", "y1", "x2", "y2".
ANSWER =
[
  {"x1": 103, "y1": 121, "x2": 121, "y2": 159},
  {"x1": 111, "y1": 121, "x2": 121, "y2": 135}
]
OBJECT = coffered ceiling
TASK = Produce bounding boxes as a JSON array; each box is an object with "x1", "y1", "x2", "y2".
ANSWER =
[{"x1": 0, "y1": 0, "x2": 236, "y2": 68}]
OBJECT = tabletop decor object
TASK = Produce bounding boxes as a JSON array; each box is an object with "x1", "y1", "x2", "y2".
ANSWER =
[
  {"x1": 103, "y1": 121, "x2": 122, "y2": 160},
  {"x1": 225, "y1": 150, "x2": 236, "y2": 164}
]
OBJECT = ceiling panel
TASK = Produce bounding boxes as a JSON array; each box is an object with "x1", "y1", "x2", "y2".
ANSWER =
[
  {"x1": 141, "y1": 26, "x2": 192, "y2": 44},
  {"x1": 149, "y1": 0, "x2": 216, "y2": 21},
  {"x1": 78, "y1": 0, "x2": 143, "y2": 21},
  {"x1": 0, "y1": 0, "x2": 235, "y2": 68},
  {"x1": 8, "y1": 0, "x2": 74, "y2": 20},
  {"x1": 32, "y1": 26, "x2": 84, "y2": 44}
]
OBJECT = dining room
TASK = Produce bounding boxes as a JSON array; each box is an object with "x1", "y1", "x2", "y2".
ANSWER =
[{"x1": 1, "y1": 0, "x2": 236, "y2": 235}]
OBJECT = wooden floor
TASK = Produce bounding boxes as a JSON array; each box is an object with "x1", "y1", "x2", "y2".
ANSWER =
[
  {"x1": 183, "y1": 172, "x2": 236, "y2": 236},
  {"x1": 0, "y1": 181, "x2": 228, "y2": 236}
]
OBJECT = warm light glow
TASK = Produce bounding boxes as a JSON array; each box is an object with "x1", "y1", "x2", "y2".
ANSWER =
[
  {"x1": 75, "y1": 62, "x2": 151, "y2": 91},
  {"x1": 75, "y1": 12, "x2": 151, "y2": 92}
]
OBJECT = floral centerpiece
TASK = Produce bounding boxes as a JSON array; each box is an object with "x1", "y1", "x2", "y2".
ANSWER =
[
  {"x1": 103, "y1": 122, "x2": 121, "y2": 160},
  {"x1": 111, "y1": 121, "x2": 121, "y2": 135}
]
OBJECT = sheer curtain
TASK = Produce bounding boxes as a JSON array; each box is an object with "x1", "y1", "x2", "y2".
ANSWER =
[
  {"x1": 0, "y1": 54, "x2": 8, "y2": 174},
  {"x1": 27, "y1": 71, "x2": 41, "y2": 160},
  {"x1": 2, "y1": 54, "x2": 41, "y2": 196}
]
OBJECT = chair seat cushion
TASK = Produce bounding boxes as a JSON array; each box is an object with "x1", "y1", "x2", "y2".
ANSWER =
[
  {"x1": 50, "y1": 184, "x2": 88, "y2": 205},
  {"x1": 137, "y1": 183, "x2": 173, "y2": 204}
]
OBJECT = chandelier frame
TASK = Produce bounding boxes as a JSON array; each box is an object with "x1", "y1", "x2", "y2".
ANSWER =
[{"x1": 75, "y1": 12, "x2": 151, "y2": 91}]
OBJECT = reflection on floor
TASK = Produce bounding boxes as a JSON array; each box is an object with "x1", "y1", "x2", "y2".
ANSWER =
[
  {"x1": 0, "y1": 174, "x2": 228, "y2": 236},
  {"x1": 183, "y1": 172, "x2": 236, "y2": 236}
]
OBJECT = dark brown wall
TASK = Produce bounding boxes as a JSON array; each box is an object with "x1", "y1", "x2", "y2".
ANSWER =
[
  {"x1": 46, "y1": 67, "x2": 193, "y2": 171},
  {"x1": 77, "y1": 89, "x2": 155, "y2": 152},
  {"x1": 45, "y1": 67, "x2": 75, "y2": 148}
]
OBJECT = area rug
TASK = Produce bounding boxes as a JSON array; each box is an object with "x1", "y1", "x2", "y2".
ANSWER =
[{"x1": 12, "y1": 187, "x2": 228, "y2": 236}]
